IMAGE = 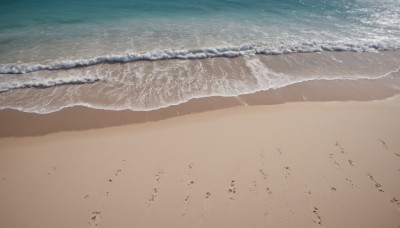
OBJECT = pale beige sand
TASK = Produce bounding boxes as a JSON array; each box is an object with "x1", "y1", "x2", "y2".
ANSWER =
[{"x1": 1, "y1": 96, "x2": 400, "y2": 228}]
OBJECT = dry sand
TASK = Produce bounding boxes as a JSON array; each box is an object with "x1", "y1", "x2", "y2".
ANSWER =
[{"x1": 1, "y1": 95, "x2": 400, "y2": 227}]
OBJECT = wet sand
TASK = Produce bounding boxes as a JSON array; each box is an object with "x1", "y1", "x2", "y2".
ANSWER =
[
  {"x1": 1, "y1": 71, "x2": 400, "y2": 137},
  {"x1": 1, "y1": 90, "x2": 400, "y2": 227}
]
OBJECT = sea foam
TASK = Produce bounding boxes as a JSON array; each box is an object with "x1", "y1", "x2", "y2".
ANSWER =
[
  {"x1": 0, "y1": 76, "x2": 101, "y2": 93},
  {"x1": 1, "y1": 40, "x2": 398, "y2": 74}
]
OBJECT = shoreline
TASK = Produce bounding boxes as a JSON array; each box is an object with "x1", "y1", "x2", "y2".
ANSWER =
[
  {"x1": 2, "y1": 50, "x2": 400, "y2": 116},
  {"x1": 1, "y1": 73, "x2": 400, "y2": 137}
]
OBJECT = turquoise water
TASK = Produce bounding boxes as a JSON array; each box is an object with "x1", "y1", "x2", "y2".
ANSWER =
[
  {"x1": 0, "y1": 0, "x2": 399, "y2": 112},
  {"x1": 1, "y1": 0, "x2": 399, "y2": 65},
  {"x1": 0, "y1": 0, "x2": 353, "y2": 28}
]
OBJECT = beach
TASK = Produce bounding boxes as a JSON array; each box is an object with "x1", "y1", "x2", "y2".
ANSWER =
[
  {"x1": 1, "y1": 93, "x2": 400, "y2": 227},
  {"x1": 1, "y1": 81, "x2": 400, "y2": 227},
  {"x1": 1, "y1": 0, "x2": 400, "y2": 227},
  {"x1": 1, "y1": 49, "x2": 400, "y2": 228}
]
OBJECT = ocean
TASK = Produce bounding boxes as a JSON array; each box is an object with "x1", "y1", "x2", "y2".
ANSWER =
[{"x1": 0, "y1": 0, "x2": 399, "y2": 113}]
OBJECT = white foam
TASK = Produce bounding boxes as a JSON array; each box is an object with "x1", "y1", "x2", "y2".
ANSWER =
[
  {"x1": 1, "y1": 40, "x2": 399, "y2": 74},
  {"x1": 0, "y1": 75, "x2": 101, "y2": 93},
  {"x1": 1, "y1": 72, "x2": 395, "y2": 114},
  {"x1": 245, "y1": 58, "x2": 272, "y2": 88},
  {"x1": 1, "y1": 54, "x2": 399, "y2": 114}
]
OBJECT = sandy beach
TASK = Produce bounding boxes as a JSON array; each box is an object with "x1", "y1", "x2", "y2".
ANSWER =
[
  {"x1": 1, "y1": 90, "x2": 400, "y2": 227},
  {"x1": 2, "y1": 0, "x2": 400, "y2": 227}
]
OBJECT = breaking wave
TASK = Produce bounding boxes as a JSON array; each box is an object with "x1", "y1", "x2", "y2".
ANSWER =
[
  {"x1": 1, "y1": 40, "x2": 398, "y2": 74},
  {"x1": 0, "y1": 76, "x2": 100, "y2": 93}
]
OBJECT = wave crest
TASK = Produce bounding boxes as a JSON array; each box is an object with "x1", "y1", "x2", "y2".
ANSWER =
[
  {"x1": 0, "y1": 76, "x2": 100, "y2": 93},
  {"x1": 1, "y1": 41, "x2": 398, "y2": 74}
]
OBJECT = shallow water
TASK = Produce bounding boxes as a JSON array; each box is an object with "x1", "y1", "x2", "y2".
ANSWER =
[{"x1": 0, "y1": 0, "x2": 399, "y2": 113}]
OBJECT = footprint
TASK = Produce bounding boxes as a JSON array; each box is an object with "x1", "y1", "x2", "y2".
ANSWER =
[
  {"x1": 258, "y1": 152, "x2": 268, "y2": 181},
  {"x1": 148, "y1": 187, "x2": 158, "y2": 206},
  {"x1": 390, "y1": 197, "x2": 400, "y2": 207},
  {"x1": 108, "y1": 166, "x2": 124, "y2": 182},
  {"x1": 205, "y1": 192, "x2": 211, "y2": 199},
  {"x1": 345, "y1": 178, "x2": 357, "y2": 189},
  {"x1": 330, "y1": 186, "x2": 337, "y2": 192},
  {"x1": 148, "y1": 169, "x2": 164, "y2": 208},
  {"x1": 88, "y1": 211, "x2": 102, "y2": 227},
  {"x1": 333, "y1": 161, "x2": 341, "y2": 169},
  {"x1": 83, "y1": 194, "x2": 89, "y2": 199},
  {"x1": 367, "y1": 174, "x2": 384, "y2": 192},
  {"x1": 283, "y1": 166, "x2": 291, "y2": 178},
  {"x1": 312, "y1": 207, "x2": 322, "y2": 225},
  {"x1": 201, "y1": 192, "x2": 212, "y2": 219},
  {"x1": 228, "y1": 180, "x2": 237, "y2": 200},
  {"x1": 335, "y1": 141, "x2": 346, "y2": 154},
  {"x1": 184, "y1": 181, "x2": 195, "y2": 204},
  {"x1": 259, "y1": 169, "x2": 267, "y2": 180},
  {"x1": 182, "y1": 164, "x2": 195, "y2": 216},
  {"x1": 266, "y1": 187, "x2": 272, "y2": 196},
  {"x1": 115, "y1": 169, "x2": 122, "y2": 176},
  {"x1": 249, "y1": 180, "x2": 257, "y2": 194},
  {"x1": 328, "y1": 153, "x2": 341, "y2": 169},
  {"x1": 47, "y1": 166, "x2": 57, "y2": 175},
  {"x1": 378, "y1": 139, "x2": 400, "y2": 159},
  {"x1": 378, "y1": 139, "x2": 389, "y2": 150},
  {"x1": 156, "y1": 170, "x2": 163, "y2": 181},
  {"x1": 348, "y1": 160, "x2": 355, "y2": 166},
  {"x1": 276, "y1": 147, "x2": 283, "y2": 156}
]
